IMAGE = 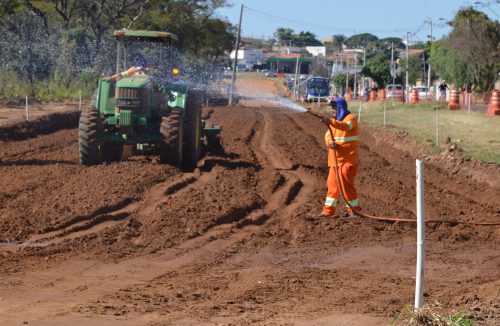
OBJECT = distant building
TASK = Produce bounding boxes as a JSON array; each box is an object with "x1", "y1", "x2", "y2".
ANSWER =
[
  {"x1": 229, "y1": 49, "x2": 265, "y2": 70},
  {"x1": 306, "y1": 46, "x2": 326, "y2": 57}
]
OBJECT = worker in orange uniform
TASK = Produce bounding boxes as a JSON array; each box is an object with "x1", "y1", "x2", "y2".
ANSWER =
[
  {"x1": 106, "y1": 52, "x2": 149, "y2": 81},
  {"x1": 319, "y1": 97, "x2": 361, "y2": 218}
]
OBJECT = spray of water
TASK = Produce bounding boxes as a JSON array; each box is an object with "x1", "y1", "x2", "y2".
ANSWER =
[{"x1": 240, "y1": 93, "x2": 307, "y2": 112}]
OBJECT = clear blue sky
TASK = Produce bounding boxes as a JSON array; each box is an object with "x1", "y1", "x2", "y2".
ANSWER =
[{"x1": 216, "y1": 0, "x2": 500, "y2": 43}]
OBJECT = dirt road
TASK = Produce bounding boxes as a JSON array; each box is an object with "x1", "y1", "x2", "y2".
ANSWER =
[{"x1": 0, "y1": 79, "x2": 498, "y2": 325}]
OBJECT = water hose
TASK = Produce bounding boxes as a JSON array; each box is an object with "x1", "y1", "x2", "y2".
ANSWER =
[{"x1": 322, "y1": 120, "x2": 500, "y2": 227}]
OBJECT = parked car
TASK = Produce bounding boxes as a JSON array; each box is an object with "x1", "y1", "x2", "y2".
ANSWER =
[
  {"x1": 414, "y1": 86, "x2": 433, "y2": 100},
  {"x1": 385, "y1": 84, "x2": 405, "y2": 101},
  {"x1": 265, "y1": 71, "x2": 276, "y2": 77}
]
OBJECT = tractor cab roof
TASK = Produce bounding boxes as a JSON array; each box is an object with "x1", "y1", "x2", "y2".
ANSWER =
[{"x1": 113, "y1": 30, "x2": 178, "y2": 42}]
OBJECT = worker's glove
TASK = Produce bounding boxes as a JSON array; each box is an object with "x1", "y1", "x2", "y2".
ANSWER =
[
  {"x1": 328, "y1": 140, "x2": 336, "y2": 149},
  {"x1": 320, "y1": 116, "x2": 331, "y2": 125}
]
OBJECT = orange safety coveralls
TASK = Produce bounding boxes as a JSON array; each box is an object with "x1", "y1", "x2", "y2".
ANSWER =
[{"x1": 322, "y1": 113, "x2": 360, "y2": 217}]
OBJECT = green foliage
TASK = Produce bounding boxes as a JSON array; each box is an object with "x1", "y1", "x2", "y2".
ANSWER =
[
  {"x1": 309, "y1": 62, "x2": 329, "y2": 78},
  {"x1": 380, "y1": 37, "x2": 405, "y2": 49},
  {"x1": 273, "y1": 27, "x2": 321, "y2": 46},
  {"x1": 362, "y1": 52, "x2": 391, "y2": 88},
  {"x1": 331, "y1": 34, "x2": 346, "y2": 52},
  {"x1": 345, "y1": 33, "x2": 378, "y2": 47},
  {"x1": 0, "y1": 0, "x2": 235, "y2": 102},
  {"x1": 398, "y1": 54, "x2": 426, "y2": 86},
  {"x1": 430, "y1": 7, "x2": 500, "y2": 92}
]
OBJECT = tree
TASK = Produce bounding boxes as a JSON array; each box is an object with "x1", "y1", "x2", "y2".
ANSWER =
[
  {"x1": 379, "y1": 37, "x2": 405, "y2": 49},
  {"x1": 398, "y1": 54, "x2": 425, "y2": 86},
  {"x1": 294, "y1": 31, "x2": 321, "y2": 47},
  {"x1": 274, "y1": 27, "x2": 294, "y2": 45},
  {"x1": 430, "y1": 7, "x2": 500, "y2": 91},
  {"x1": 361, "y1": 51, "x2": 391, "y2": 88},
  {"x1": 309, "y1": 62, "x2": 329, "y2": 78},
  {"x1": 345, "y1": 33, "x2": 378, "y2": 48},
  {"x1": 331, "y1": 34, "x2": 346, "y2": 53}
]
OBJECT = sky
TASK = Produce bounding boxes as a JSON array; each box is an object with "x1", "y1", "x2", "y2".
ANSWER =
[{"x1": 216, "y1": 0, "x2": 500, "y2": 43}]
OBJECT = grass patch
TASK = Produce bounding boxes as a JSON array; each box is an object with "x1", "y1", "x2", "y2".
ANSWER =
[
  {"x1": 392, "y1": 303, "x2": 475, "y2": 326},
  {"x1": 352, "y1": 100, "x2": 500, "y2": 164}
]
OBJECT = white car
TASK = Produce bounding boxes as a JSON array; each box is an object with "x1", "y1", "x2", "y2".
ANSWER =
[{"x1": 414, "y1": 86, "x2": 433, "y2": 100}]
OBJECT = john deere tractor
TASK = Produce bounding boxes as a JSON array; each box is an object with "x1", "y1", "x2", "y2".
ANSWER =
[{"x1": 78, "y1": 30, "x2": 221, "y2": 170}]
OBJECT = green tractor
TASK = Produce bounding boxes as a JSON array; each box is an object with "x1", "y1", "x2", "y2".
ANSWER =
[{"x1": 78, "y1": 30, "x2": 221, "y2": 170}]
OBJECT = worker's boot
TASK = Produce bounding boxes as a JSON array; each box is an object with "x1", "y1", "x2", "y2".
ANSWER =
[{"x1": 347, "y1": 206, "x2": 361, "y2": 219}]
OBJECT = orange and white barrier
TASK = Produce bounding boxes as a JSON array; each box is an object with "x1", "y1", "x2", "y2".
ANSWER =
[
  {"x1": 486, "y1": 89, "x2": 500, "y2": 116},
  {"x1": 369, "y1": 90, "x2": 377, "y2": 102},
  {"x1": 410, "y1": 88, "x2": 419, "y2": 104},
  {"x1": 379, "y1": 89, "x2": 386, "y2": 101},
  {"x1": 448, "y1": 88, "x2": 461, "y2": 110}
]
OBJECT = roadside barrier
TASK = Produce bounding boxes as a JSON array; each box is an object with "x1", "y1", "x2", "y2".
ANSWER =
[
  {"x1": 369, "y1": 90, "x2": 377, "y2": 102},
  {"x1": 486, "y1": 89, "x2": 500, "y2": 116},
  {"x1": 345, "y1": 87, "x2": 352, "y2": 101},
  {"x1": 379, "y1": 89, "x2": 386, "y2": 101},
  {"x1": 410, "y1": 88, "x2": 419, "y2": 104},
  {"x1": 448, "y1": 88, "x2": 461, "y2": 110}
]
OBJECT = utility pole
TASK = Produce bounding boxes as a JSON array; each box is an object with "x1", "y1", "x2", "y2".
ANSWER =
[
  {"x1": 405, "y1": 32, "x2": 410, "y2": 103},
  {"x1": 345, "y1": 57, "x2": 349, "y2": 97},
  {"x1": 353, "y1": 53, "x2": 358, "y2": 98},
  {"x1": 426, "y1": 18, "x2": 432, "y2": 89},
  {"x1": 229, "y1": 4, "x2": 243, "y2": 106},
  {"x1": 391, "y1": 42, "x2": 395, "y2": 85},
  {"x1": 362, "y1": 47, "x2": 366, "y2": 93}
]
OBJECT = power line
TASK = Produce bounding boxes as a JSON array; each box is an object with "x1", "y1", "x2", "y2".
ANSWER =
[{"x1": 244, "y1": 5, "x2": 422, "y2": 36}]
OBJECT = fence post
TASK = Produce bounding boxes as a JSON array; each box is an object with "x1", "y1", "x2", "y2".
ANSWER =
[
  {"x1": 25, "y1": 95, "x2": 29, "y2": 122},
  {"x1": 414, "y1": 159, "x2": 426, "y2": 310},
  {"x1": 435, "y1": 107, "x2": 440, "y2": 148},
  {"x1": 383, "y1": 99, "x2": 387, "y2": 127},
  {"x1": 358, "y1": 102, "x2": 362, "y2": 123}
]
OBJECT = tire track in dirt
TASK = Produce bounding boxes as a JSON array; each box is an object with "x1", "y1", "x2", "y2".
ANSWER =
[{"x1": 0, "y1": 104, "x2": 290, "y2": 323}]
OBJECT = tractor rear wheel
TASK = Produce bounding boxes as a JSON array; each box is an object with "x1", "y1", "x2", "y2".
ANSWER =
[
  {"x1": 159, "y1": 109, "x2": 183, "y2": 167},
  {"x1": 79, "y1": 107, "x2": 102, "y2": 165},
  {"x1": 182, "y1": 90, "x2": 203, "y2": 171}
]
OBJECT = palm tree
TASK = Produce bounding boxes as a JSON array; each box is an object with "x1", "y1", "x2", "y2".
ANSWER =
[{"x1": 332, "y1": 34, "x2": 346, "y2": 53}]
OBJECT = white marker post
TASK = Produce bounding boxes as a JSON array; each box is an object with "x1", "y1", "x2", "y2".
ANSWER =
[
  {"x1": 414, "y1": 159, "x2": 425, "y2": 310},
  {"x1": 25, "y1": 95, "x2": 29, "y2": 122},
  {"x1": 435, "y1": 107, "x2": 439, "y2": 148},
  {"x1": 358, "y1": 102, "x2": 362, "y2": 123},
  {"x1": 383, "y1": 99, "x2": 387, "y2": 127}
]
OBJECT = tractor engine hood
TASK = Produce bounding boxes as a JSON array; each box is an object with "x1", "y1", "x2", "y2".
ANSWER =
[{"x1": 116, "y1": 74, "x2": 151, "y2": 89}]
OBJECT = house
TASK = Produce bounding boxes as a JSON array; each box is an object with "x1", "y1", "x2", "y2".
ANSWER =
[
  {"x1": 229, "y1": 49, "x2": 265, "y2": 70},
  {"x1": 306, "y1": 46, "x2": 326, "y2": 57}
]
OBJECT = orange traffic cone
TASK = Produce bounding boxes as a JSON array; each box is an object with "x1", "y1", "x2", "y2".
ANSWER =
[
  {"x1": 486, "y1": 89, "x2": 500, "y2": 116},
  {"x1": 448, "y1": 88, "x2": 461, "y2": 110},
  {"x1": 345, "y1": 87, "x2": 352, "y2": 101},
  {"x1": 410, "y1": 88, "x2": 419, "y2": 104},
  {"x1": 379, "y1": 89, "x2": 386, "y2": 101},
  {"x1": 369, "y1": 90, "x2": 377, "y2": 102}
]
